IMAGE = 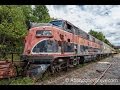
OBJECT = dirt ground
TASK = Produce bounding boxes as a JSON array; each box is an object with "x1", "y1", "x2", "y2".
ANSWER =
[{"x1": 37, "y1": 54, "x2": 120, "y2": 85}]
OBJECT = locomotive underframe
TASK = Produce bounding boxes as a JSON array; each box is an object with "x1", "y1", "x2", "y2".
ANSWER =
[{"x1": 20, "y1": 53, "x2": 112, "y2": 77}]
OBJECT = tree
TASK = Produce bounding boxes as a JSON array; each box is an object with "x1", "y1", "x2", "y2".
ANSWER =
[
  {"x1": 33, "y1": 5, "x2": 51, "y2": 23},
  {"x1": 0, "y1": 5, "x2": 27, "y2": 54},
  {"x1": 89, "y1": 29, "x2": 112, "y2": 46},
  {"x1": 89, "y1": 29, "x2": 105, "y2": 42},
  {"x1": 19, "y1": 5, "x2": 51, "y2": 29},
  {"x1": 104, "y1": 39, "x2": 112, "y2": 46},
  {"x1": 0, "y1": 5, "x2": 51, "y2": 56},
  {"x1": 0, "y1": 5, "x2": 52, "y2": 59}
]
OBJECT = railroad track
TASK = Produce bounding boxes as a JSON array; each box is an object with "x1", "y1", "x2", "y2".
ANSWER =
[
  {"x1": 36, "y1": 60, "x2": 107, "y2": 85},
  {"x1": 36, "y1": 62, "x2": 93, "y2": 85},
  {"x1": 91, "y1": 63, "x2": 112, "y2": 85},
  {"x1": 37, "y1": 56, "x2": 117, "y2": 85}
]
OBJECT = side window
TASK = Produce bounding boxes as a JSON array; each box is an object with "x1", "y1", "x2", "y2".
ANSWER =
[
  {"x1": 47, "y1": 40, "x2": 54, "y2": 52},
  {"x1": 87, "y1": 35, "x2": 89, "y2": 40},
  {"x1": 63, "y1": 42, "x2": 74, "y2": 52},
  {"x1": 79, "y1": 29, "x2": 83, "y2": 37},
  {"x1": 32, "y1": 40, "x2": 47, "y2": 53},
  {"x1": 75, "y1": 28, "x2": 78, "y2": 35},
  {"x1": 95, "y1": 38, "x2": 97, "y2": 43},
  {"x1": 74, "y1": 26, "x2": 80, "y2": 35},
  {"x1": 32, "y1": 40, "x2": 59, "y2": 53},
  {"x1": 47, "y1": 40, "x2": 58, "y2": 52},
  {"x1": 84, "y1": 33, "x2": 88, "y2": 39},
  {"x1": 70, "y1": 43, "x2": 74, "y2": 52},
  {"x1": 89, "y1": 35, "x2": 93, "y2": 41},
  {"x1": 80, "y1": 31, "x2": 87, "y2": 39},
  {"x1": 65, "y1": 22, "x2": 74, "y2": 33},
  {"x1": 80, "y1": 45, "x2": 85, "y2": 51},
  {"x1": 93, "y1": 38, "x2": 95, "y2": 42},
  {"x1": 85, "y1": 46, "x2": 89, "y2": 52},
  {"x1": 78, "y1": 29, "x2": 80, "y2": 35},
  {"x1": 67, "y1": 23, "x2": 72, "y2": 30}
]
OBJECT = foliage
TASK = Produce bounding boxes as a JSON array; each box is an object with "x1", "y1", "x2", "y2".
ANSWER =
[
  {"x1": 89, "y1": 29, "x2": 105, "y2": 41},
  {"x1": 0, "y1": 77, "x2": 34, "y2": 85},
  {"x1": 33, "y1": 5, "x2": 51, "y2": 23},
  {"x1": 10, "y1": 77, "x2": 34, "y2": 85},
  {"x1": 0, "y1": 5, "x2": 27, "y2": 57},
  {"x1": 0, "y1": 5, "x2": 51, "y2": 59},
  {"x1": 89, "y1": 29, "x2": 113, "y2": 46}
]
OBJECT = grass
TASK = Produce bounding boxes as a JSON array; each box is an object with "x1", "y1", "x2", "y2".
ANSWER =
[
  {"x1": 0, "y1": 54, "x2": 20, "y2": 61},
  {"x1": 0, "y1": 53, "x2": 36, "y2": 85},
  {"x1": 10, "y1": 77, "x2": 34, "y2": 85},
  {"x1": 0, "y1": 79, "x2": 12, "y2": 85},
  {"x1": 0, "y1": 76, "x2": 35, "y2": 85}
]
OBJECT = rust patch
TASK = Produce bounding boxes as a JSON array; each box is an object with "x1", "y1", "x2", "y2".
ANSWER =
[{"x1": 0, "y1": 61, "x2": 17, "y2": 79}]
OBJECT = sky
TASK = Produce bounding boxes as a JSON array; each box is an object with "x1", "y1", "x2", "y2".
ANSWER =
[{"x1": 46, "y1": 5, "x2": 120, "y2": 46}]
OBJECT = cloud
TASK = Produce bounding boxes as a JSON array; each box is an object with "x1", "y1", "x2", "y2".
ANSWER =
[{"x1": 46, "y1": 5, "x2": 120, "y2": 46}]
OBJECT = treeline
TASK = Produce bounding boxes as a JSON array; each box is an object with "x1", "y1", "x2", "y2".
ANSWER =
[
  {"x1": 89, "y1": 29, "x2": 114, "y2": 47},
  {"x1": 0, "y1": 5, "x2": 51, "y2": 56}
]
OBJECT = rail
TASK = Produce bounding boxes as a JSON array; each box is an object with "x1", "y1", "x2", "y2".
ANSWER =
[{"x1": 92, "y1": 63, "x2": 112, "y2": 85}]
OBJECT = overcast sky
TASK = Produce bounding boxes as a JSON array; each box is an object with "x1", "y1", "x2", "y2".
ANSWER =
[{"x1": 46, "y1": 5, "x2": 120, "y2": 46}]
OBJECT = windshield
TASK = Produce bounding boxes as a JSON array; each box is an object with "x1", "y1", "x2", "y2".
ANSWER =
[
  {"x1": 50, "y1": 20, "x2": 63, "y2": 27},
  {"x1": 32, "y1": 40, "x2": 58, "y2": 53}
]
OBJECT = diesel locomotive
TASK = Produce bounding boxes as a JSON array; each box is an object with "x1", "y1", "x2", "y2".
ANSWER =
[{"x1": 20, "y1": 19, "x2": 116, "y2": 77}]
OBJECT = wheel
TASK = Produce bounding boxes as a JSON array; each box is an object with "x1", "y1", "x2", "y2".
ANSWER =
[
  {"x1": 55, "y1": 65, "x2": 61, "y2": 73},
  {"x1": 79, "y1": 57, "x2": 84, "y2": 64},
  {"x1": 63, "y1": 59, "x2": 69, "y2": 71},
  {"x1": 73, "y1": 59, "x2": 78, "y2": 66},
  {"x1": 92, "y1": 55, "x2": 97, "y2": 62},
  {"x1": 49, "y1": 65, "x2": 56, "y2": 75}
]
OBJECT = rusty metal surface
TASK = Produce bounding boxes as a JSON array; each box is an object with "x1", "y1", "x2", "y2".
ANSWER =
[
  {"x1": 0, "y1": 60, "x2": 17, "y2": 79},
  {"x1": 26, "y1": 64, "x2": 50, "y2": 78}
]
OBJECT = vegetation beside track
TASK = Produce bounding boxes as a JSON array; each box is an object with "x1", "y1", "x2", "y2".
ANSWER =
[{"x1": 0, "y1": 77, "x2": 34, "y2": 85}]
